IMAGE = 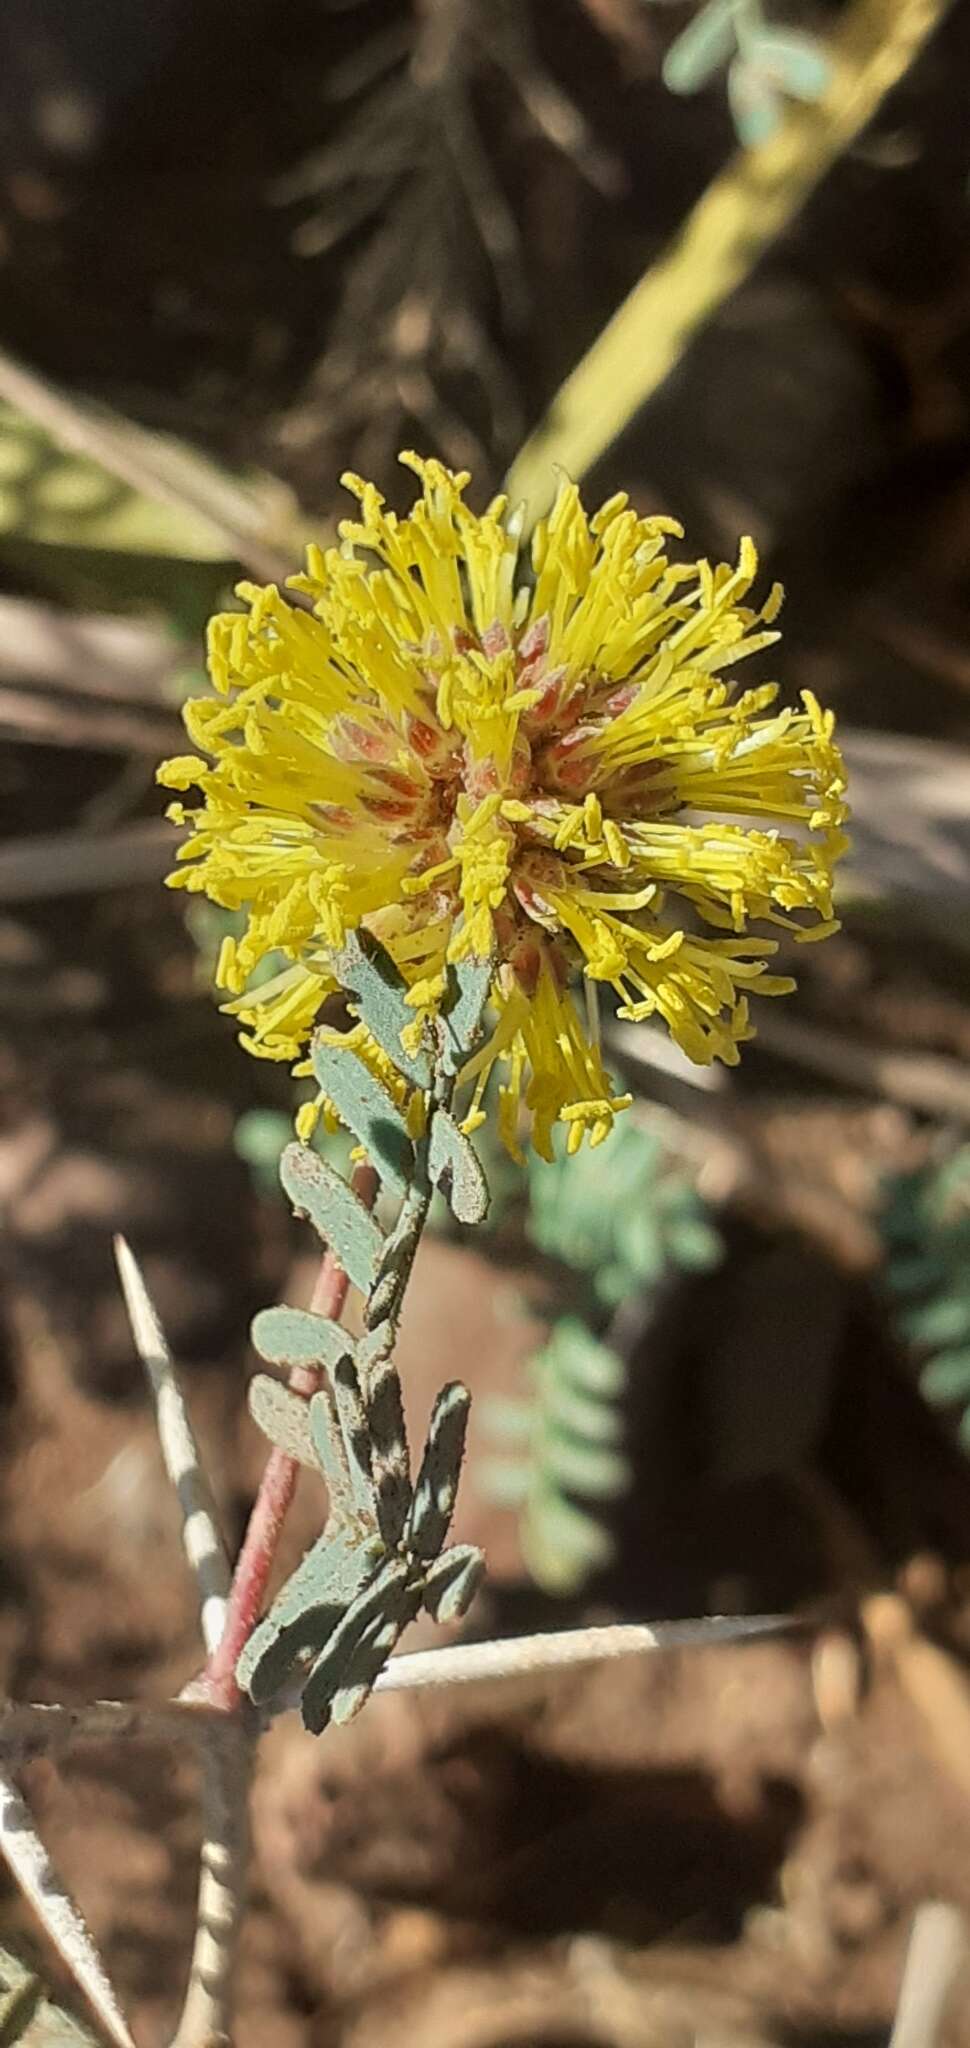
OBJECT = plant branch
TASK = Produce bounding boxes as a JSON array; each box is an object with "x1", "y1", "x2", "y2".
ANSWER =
[
  {"x1": 169, "y1": 1719, "x2": 253, "y2": 2048},
  {"x1": 115, "y1": 1237, "x2": 232, "y2": 1657},
  {"x1": 265, "y1": 1612, "x2": 794, "y2": 1712},
  {"x1": 505, "y1": 0, "x2": 954, "y2": 525},
  {"x1": 0, "y1": 1699, "x2": 226, "y2": 1763},
  {"x1": 202, "y1": 1161, "x2": 379, "y2": 1710},
  {"x1": 0, "y1": 1618, "x2": 795, "y2": 1766},
  {"x1": 371, "y1": 1612, "x2": 793, "y2": 1689}
]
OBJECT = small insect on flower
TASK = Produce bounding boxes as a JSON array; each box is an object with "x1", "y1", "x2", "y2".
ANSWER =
[{"x1": 160, "y1": 455, "x2": 848, "y2": 1160}]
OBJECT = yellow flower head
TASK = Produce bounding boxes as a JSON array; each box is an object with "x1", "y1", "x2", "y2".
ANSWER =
[{"x1": 160, "y1": 454, "x2": 848, "y2": 1160}]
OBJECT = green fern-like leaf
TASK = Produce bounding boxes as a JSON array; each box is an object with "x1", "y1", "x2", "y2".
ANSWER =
[
  {"x1": 881, "y1": 1147, "x2": 970, "y2": 1445},
  {"x1": 527, "y1": 1120, "x2": 721, "y2": 1306},
  {"x1": 483, "y1": 1123, "x2": 722, "y2": 1594}
]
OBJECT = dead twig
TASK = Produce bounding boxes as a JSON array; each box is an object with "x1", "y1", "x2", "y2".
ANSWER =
[
  {"x1": 369, "y1": 1612, "x2": 793, "y2": 1695},
  {"x1": 840, "y1": 728, "x2": 970, "y2": 920},
  {"x1": 0, "y1": 1620, "x2": 796, "y2": 1760},
  {"x1": 753, "y1": 1012, "x2": 970, "y2": 1124},
  {"x1": 606, "y1": 1017, "x2": 727, "y2": 1095},
  {"x1": 279, "y1": 0, "x2": 615, "y2": 473},
  {"x1": 0, "y1": 1699, "x2": 226, "y2": 1764}
]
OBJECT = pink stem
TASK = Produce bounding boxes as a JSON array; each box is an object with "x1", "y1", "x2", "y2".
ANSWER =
[{"x1": 203, "y1": 1160, "x2": 379, "y2": 1710}]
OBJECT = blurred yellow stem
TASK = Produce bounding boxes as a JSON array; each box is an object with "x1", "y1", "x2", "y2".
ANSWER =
[{"x1": 505, "y1": 0, "x2": 953, "y2": 525}]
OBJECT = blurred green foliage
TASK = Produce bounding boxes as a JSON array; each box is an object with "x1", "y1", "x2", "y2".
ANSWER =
[
  {"x1": 883, "y1": 1147, "x2": 970, "y2": 1451},
  {"x1": 482, "y1": 1120, "x2": 723, "y2": 1592},
  {"x1": 527, "y1": 1119, "x2": 722, "y2": 1309},
  {"x1": 661, "y1": 0, "x2": 831, "y2": 148}
]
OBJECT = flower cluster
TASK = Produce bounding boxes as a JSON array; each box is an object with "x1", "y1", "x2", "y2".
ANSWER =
[{"x1": 160, "y1": 454, "x2": 847, "y2": 1159}]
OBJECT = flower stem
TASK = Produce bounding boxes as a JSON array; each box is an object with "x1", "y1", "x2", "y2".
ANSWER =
[
  {"x1": 201, "y1": 1159, "x2": 379, "y2": 1710},
  {"x1": 505, "y1": 0, "x2": 954, "y2": 525}
]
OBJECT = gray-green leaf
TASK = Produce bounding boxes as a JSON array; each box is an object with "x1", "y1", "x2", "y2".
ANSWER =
[
  {"x1": 280, "y1": 1142, "x2": 386, "y2": 1296},
  {"x1": 252, "y1": 1304, "x2": 355, "y2": 1374},
  {"x1": 750, "y1": 25, "x2": 831, "y2": 102},
  {"x1": 663, "y1": 0, "x2": 737, "y2": 95},
  {"x1": 552, "y1": 1319, "x2": 626, "y2": 1398},
  {"x1": 727, "y1": 54, "x2": 782, "y2": 148},
  {"x1": 248, "y1": 1373, "x2": 317, "y2": 1468},
  {"x1": 332, "y1": 930, "x2": 431, "y2": 1086},
  {"x1": 311, "y1": 1034, "x2": 414, "y2": 1196},
  {"x1": 540, "y1": 1425, "x2": 630, "y2": 1500},
  {"x1": 440, "y1": 950, "x2": 494, "y2": 1074},
  {"x1": 407, "y1": 1381, "x2": 471, "y2": 1558},
  {"x1": 428, "y1": 1109, "x2": 490, "y2": 1224}
]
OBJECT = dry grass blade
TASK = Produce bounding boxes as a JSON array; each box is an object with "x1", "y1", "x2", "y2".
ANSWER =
[
  {"x1": 0, "y1": 1702, "x2": 252, "y2": 2048},
  {"x1": 114, "y1": 1237, "x2": 232, "y2": 1656},
  {"x1": 0, "y1": 823, "x2": 173, "y2": 904},
  {"x1": 369, "y1": 1614, "x2": 793, "y2": 1696},
  {"x1": 113, "y1": 1242, "x2": 254, "y2": 2048},
  {"x1": 840, "y1": 728, "x2": 970, "y2": 918},
  {"x1": 0, "y1": 597, "x2": 183, "y2": 704},
  {"x1": 0, "y1": 685, "x2": 178, "y2": 756},
  {"x1": 0, "y1": 1767, "x2": 136, "y2": 2048},
  {"x1": 752, "y1": 1013, "x2": 970, "y2": 1123},
  {"x1": 889, "y1": 1901, "x2": 967, "y2": 2048},
  {"x1": 0, "y1": 344, "x2": 301, "y2": 580}
]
